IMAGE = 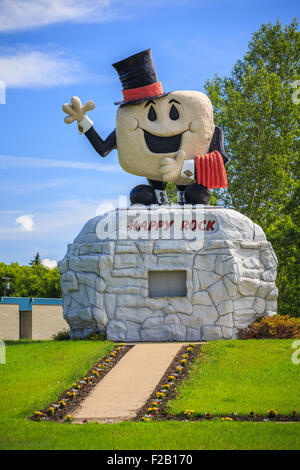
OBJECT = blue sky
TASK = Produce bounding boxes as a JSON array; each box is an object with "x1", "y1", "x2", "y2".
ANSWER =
[{"x1": 0, "y1": 0, "x2": 298, "y2": 266}]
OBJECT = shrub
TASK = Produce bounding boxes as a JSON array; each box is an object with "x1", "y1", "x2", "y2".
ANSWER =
[
  {"x1": 52, "y1": 329, "x2": 70, "y2": 341},
  {"x1": 238, "y1": 314, "x2": 300, "y2": 339},
  {"x1": 85, "y1": 332, "x2": 106, "y2": 341}
]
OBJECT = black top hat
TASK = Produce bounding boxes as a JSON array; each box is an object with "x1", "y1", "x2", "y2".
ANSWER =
[{"x1": 112, "y1": 49, "x2": 168, "y2": 106}]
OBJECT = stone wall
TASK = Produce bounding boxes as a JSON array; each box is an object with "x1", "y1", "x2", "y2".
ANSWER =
[{"x1": 59, "y1": 207, "x2": 278, "y2": 341}]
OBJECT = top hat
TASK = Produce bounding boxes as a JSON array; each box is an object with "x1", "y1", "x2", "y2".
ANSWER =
[{"x1": 112, "y1": 49, "x2": 168, "y2": 106}]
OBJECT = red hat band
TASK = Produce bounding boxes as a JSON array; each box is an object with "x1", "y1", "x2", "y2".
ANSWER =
[{"x1": 122, "y1": 82, "x2": 163, "y2": 103}]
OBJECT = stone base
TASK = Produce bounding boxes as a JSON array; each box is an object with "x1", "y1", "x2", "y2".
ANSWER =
[{"x1": 58, "y1": 206, "x2": 278, "y2": 341}]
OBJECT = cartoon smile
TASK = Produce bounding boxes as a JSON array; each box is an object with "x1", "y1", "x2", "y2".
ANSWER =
[{"x1": 143, "y1": 129, "x2": 183, "y2": 154}]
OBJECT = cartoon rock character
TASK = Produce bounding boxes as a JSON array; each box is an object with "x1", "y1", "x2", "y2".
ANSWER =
[{"x1": 63, "y1": 49, "x2": 228, "y2": 205}]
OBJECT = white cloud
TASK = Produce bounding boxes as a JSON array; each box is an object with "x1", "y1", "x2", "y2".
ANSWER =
[
  {"x1": 0, "y1": 0, "x2": 186, "y2": 33},
  {"x1": 41, "y1": 258, "x2": 57, "y2": 269},
  {"x1": 0, "y1": 155, "x2": 120, "y2": 172},
  {"x1": 0, "y1": 0, "x2": 125, "y2": 33},
  {"x1": 0, "y1": 50, "x2": 85, "y2": 88},
  {"x1": 16, "y1": 214, "x2": 34, "y2": 231}
]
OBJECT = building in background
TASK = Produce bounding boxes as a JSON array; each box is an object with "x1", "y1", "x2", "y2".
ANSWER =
[{"x1": 0, "y1": 297, "x2": 68, "y2": 340}]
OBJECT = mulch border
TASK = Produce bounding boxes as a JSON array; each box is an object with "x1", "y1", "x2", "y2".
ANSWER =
[{"x1": 29, "y1": 343, "x2": 133, "y2": 423}]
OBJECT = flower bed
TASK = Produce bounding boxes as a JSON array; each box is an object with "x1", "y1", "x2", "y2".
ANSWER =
[{"x1": 30, "y1": 343, "x2": 132, "y2": 422}]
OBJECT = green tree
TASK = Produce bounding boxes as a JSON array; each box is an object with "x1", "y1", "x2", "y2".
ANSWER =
[
  {"x1": 29, "y1": 252, "x2": 42, "y2": 266},
  {"x1": 0, "y1": 262, "x2": 61, "y2": 298},
  {"x1": 205, "y1": 19, "x2": 299, "y2": 315}
]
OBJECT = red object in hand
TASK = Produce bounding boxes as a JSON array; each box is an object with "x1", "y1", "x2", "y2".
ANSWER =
[{"x1": 194, "y1": 151, "x2": 228, "y2": 190}]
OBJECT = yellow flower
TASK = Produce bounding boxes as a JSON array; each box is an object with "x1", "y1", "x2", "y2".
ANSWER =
[
  {"x1": 156, "y1": 392, "x2": 165, "y2": 398},
  {"x1": 180, "y1": 359, "x2": 187, "y2": 364},
  {"x1": 168, "y1": 376, "x2": 175, "y2": 381},
  {"x1": 141, "y1": 417, "x2": 151, "y2": 422},
  {"x1": 34, "y1": 411, "x2": 42, "y2": 415},
  {"x1": 181, "y1": 354, "x2": 188, "y2": 359},
  {"x1": 72, "y1": 383, "x2": 77, "y2": 387},
  {"x1": 221, "y1": 417, "x2": 233, "y2": 421},
  {"x1": 184, "y1": 409, "x2": 194, "y2": 415},
  {"x1": 162, "y1": 384, "x2": 170, "y2": 389},
  {"x1": 176, "y1": 366, "x2": 183, "y2": 372}
]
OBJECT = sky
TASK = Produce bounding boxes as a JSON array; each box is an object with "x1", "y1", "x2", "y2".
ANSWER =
[{"x1": 0, "y1": 0, "x2": 298, "y2": 267}]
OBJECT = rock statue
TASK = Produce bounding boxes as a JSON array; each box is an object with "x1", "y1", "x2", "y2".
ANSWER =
[
  {"x1": 60, "y1": 50, "x2": 278, "y2": 341},
  {"x1": 62, "y1": 49, "x2": 228, "y2": 205}
]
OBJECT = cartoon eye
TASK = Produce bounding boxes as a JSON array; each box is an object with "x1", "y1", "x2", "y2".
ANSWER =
[
  {"x1": 147, "y1": 105, "x2": 157, "y2": 121},
  {"x1": 169, "y1": 104, "x2": 179, "y2": 120}
]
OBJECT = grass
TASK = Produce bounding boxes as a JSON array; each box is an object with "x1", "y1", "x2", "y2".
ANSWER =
[
  {"x1": 0, "y1": 339, "x2": 114, "y2": 419},
  {"x1": 167, "y1": 339, "x2": 300, "y2": 416},
  {"x1": 1, "y1": 420, "x2": 300, "y2": 450},
  {"x1": 0, "y1": 339, "x2": 300, "y2": 450}
]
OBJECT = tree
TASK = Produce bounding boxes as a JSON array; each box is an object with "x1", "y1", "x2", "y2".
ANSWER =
[
  {"x1": 29, "y1": 252, "x2": 42, "y2": 266},
  {"x1": 0, "y1": 262, "x2": 61, "y2": 298},
  {"x1": 204, "y1": 19, "x2": 299, "y2": 315}
]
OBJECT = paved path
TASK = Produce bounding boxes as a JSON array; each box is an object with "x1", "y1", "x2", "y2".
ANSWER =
[{"x1": 73, "y1": 343, "x2": 184, "y2": 423}]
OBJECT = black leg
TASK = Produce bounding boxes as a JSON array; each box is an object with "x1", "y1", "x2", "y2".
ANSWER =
[
  {"x1": 147, "y1": 179, "x2": 168, "y2": 205},
  {"x1": 184, "y1": 184, "x2": 210, "y2": 205},
  {"x1": 147, "y1": 179, "x2": 167, "y2": 190},
  {"x1": 176, "y1": 184, "x2": 187, "y2": 205}
]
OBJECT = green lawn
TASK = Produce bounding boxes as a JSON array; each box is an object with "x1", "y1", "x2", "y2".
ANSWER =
[
  {"x1": 0, "y1": 339, "x2": 114, "y2": 419},
  {"x1": 167, "y1": 339, "x2": 300, "y2": 416},
  {"x1": 0, "y1": 339, "x2": 300, "y2": 450}
]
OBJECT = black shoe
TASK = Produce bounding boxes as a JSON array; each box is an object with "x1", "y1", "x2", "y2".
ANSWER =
[
  {"x1": 184, "y1": 184, "x2": 210, "y2": 205},
  {"x1": 130, "y1": 185, "x2": 157, "y2": 205}
]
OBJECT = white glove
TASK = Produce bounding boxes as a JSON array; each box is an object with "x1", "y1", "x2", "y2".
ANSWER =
[
  {"x1": 159, "y1": 150, "x2": 186, "y2": 182},
  {"x1": 62, "y1": 96, "x2": 95, "y2": 124}
]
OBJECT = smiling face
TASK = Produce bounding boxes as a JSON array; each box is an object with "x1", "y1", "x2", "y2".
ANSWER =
[{"x1": 116, "y1": 90, "x2": 215, "y2": 181}]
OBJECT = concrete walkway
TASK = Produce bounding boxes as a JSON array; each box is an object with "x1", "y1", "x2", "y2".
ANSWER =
[{"x1": 73, "y1": 343, "x2": 184, "y2": 423}]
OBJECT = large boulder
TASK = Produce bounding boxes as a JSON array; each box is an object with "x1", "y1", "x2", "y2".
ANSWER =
[{"x1": 58, "y1": 206, "x2": 278, "y2": 341}]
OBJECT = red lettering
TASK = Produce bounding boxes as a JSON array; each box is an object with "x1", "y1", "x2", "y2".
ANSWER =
[
  {"x1": 164, "y1": 220, "x2": 174, "y2": 230},
  {"x1": 128, "y1": 220, "x2": 138, "y2": 231},
  {"x1": 198, "y1": 220, "x2": 206, "y2": 231},
  {"x1": 148, "y1": 221, "x2": 156, "y2": 230},
  {"x1": 206, "y1": 220, "x2": 215, "y2": 231},
  {"x1": 140, "y1": 221, "x2": 148, "y2": 230},
  {"x1": 190, "y1": 219, "x2": 197, "y2": 231},
  {"x1": 156, "y1": 220, "x2": 163, "y2": 230}
]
